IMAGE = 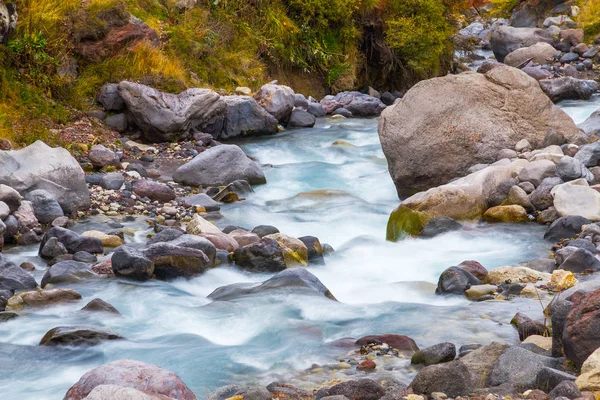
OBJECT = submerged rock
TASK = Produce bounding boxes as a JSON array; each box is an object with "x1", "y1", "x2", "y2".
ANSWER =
[
  {"x1": 420, "y1": 217, "x2": 463, "y2": 238},
  {"x1": 436, "y1": 266, "x2": 480, "y2": 295},
  {"x1": 233, "y1": 238, "x2": 287, "y2": 273},
  {"x1": 81, "y1": 298, "x2": 120, "y2": 315},
  {"x1": 41, "y1": 260, "x2": 97, "y2": 288},
  {"x1": 64, "y1": 359, "x2": 196, "y2": 400},
  {"x1": 40, "y1": 326, "x2": 123, "y2": 346},
  {"x1": 39, "y1": 227, "x2": 104, "y2": 256},
  {"x1": 355, "y1": 334, "x2": 419, "y2": 353},
  {"x1": 411, "y1": 342, "x2": 456, "y2": 366}
]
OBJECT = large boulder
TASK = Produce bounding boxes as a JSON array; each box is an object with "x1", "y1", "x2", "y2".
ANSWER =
[
  {"x1": 411, "y1": 360, "x2": 473, "y2": 397},
  {"x1": 220, "y1": 95, "x2": 278, "y2": 139},
  {"x1": 80, "y1": 385, "x2": 166, "y2": 400},
  {"x1": 117, "y1": 81, "x2": 227, "y2": 142},
  {"x1": 489, "y1": 346, "x2": 562, "y2": 389},
  {"x1": 504, "y1": 42, "x2": 557, "y2": 67},
  {"x1": 0, "y1": 2, "x2": 17, "y2": 44},
  {"x1": 460, "y1": 342, "x2": 511, "y2": 387},
  {"x1": 378, "y1": 66, "x2": 578, "y2": 197},
  {"x1": 411, "y1": 342, "x2": 456, "y2": 366},
  {"x1": 39, "y1": 227, "x2": 104, "y2": 256},
  {"x1": 253, "y1": 83, "x2": 295, "y2": 123},
  {"x1": 143, "y1": 242, "x2": 211, "y2": 280},
  {"x1": 551, "y1": 180, "x2": 600, "y2": 221},
  {"x1": 64, "y1": 360, "x2": 196, "y2": 400},
  {"x1": 320, "y1": 92, "x2": 386, "y2": 117},
  {"x1": 539, "y1": 78, "x2": 599, "y2": 103},
  {"x1": 563, "y1": 289, "x2": 600, "y2": 368},
  {"x1": 41, "y1": 261, "x2": 97, "y2": 288},
  {"x1": 0, "y1": 141, "x2": 90, "y2": 213},
  {"x1": 491, "y1": 25, "x2": 555, "y2": 63},
  {"x1": 173, "y1": 144, "x2": 266, "y2": 187}
]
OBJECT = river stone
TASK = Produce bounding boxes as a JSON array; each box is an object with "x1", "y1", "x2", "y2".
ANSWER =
[
  {"x1": 490, "y1": 346, "x2": 563, "y2": 389},
  {"x1": 465, "y1": 284, "x2": 498, "y2": 300},
  {"x1": 157, "y1": 234, "x2": 216, "y2": 265},
  {"x1": 488, "y1": 178, "x2": 518, "y2": 207},
  {"x1": 264, "y1": 233, "x2": 309, "y2": 267},
  {"x1": 221, "y1": 95, "x2": 278, "y2": 139},
  {"x1": 23, "y1": 189, "x2": 64, "y2": 224},
  {"x1": 252, "y1": 225, "x2": 280, "y2": 237},
  {"x1": 420, "y1": 217, "x2": 463, "y2": 238},
  {"x1": 14, "y1": 200, "x2": 37, "y2": 228},
  {"x1": 544, "y1": 216, "x2": 591, "y2": 241},
  {"x1": 411, "y1": 342, "x2": 456, "y2": 366},
  {"x1": 486, "y1": 266, "x2": 551, "y2": 285},
  {"x1": 522, "y1": 66, "x2": 553, "y2": 81},
  {"x1": 39, "y1": 227, "x2": 104, "y2": 256},
  {"x1": 579, "y1": 109, "x2": 600, "y2": 138},
  {"x1": 97, "y1": 84, "x2": 125, "y2": 112},
  {"x1": 234, "y1": 238, "x2": 286, "y2": 273},
  {"x1": 575, "y1": 142, "x2": 600, "y2": 168},
  {"x1": 298, "y1": 236, "x2": 325, "y2": 264},
  {"x1": 506, "y1": 185, "x2": 533, "y2": 210},
  {"x1": 460, "y1": 342, "x2": 510, "y2": 387},
  {"x1": 458, "y1": 260, "x2": 488, "y2": 281},
  {"x1": 548, "y1": 380, "x2": 581, "y2": 399},
  {"x1": 185, "y1": 193, "x2": 220, "y2": 212},
  {"x1": 536, "y1": 367, "x2": 578, "y2": 393},
  {"x1": 582, "y1": 349, "x2": 600, "y2": 374},
  {"x1": 378, "y1": 66, "x2": 578, "y2": 197},
  {"x1": 186, "y1": 214, "x2": 221, "y2": 235},
  {"x1": 81, "y1": 231, "x2": 122, "y2": 248},
  {"x1": 0, "y1": 184, "x2": 22, "y2": 212},
  {"x1": 511, "y1": 312, "x2": 546, "y2": 340},
  {"x1": 504, "y1": 42, "x2": 557, "y2": 67},
  {"x1": 88, "y1": 145, "x2": 120, "y2": 169},
  {"x1": 308, "y1": 102, "x2": 326, "y2": 117},
  {"x1": 132, "y1": 180, "x2": 176, "y2": 202},
  {"x1": 558, "y1": 156, "x2": 593, "y2": 182},
  {"x1": 41, "y1": 260, "x2": 97, "y2": 288},
  {"x1": 0, "y1": 141, "x2": 90, "y2": 213},
  {"x1": 40, "y1": 325, "x2": 123, "y2": 346},
  {"x1": 82, "y1": 385, "x2": 165, "y2": 400},
  {"x1": 81, "y1": 298, "x2": 120, "y2": 315},
  {"x1": 229, "y1": 229, "x2": 260, "y2": 247},
  {"x1": 531, "y1": 177, "x2": 564, "y2": 211},
  {"x1": 208, "y1": 268, "x2": 336, "y2": 301},
  {"x1": 111, "y1": 246, "x2": 154, "y2": 281},
  {"x1": 40, "y1": 237, "x2": 68, "y2": 259},
  {"x1": 144, "y1": 242, "x2": 211, "y2": 280},
  {"x1": 327, "y1": 379, "x2": 386, "y2": 400},
  {"x1": 552, "y1": 180, "x2": 600, "y2": 221},
  {"x1": 490, "y1": 25, "x2": 555, "y2": 63},
  {"x1": 99, "y1": 172, "x2": 124, "y2": 191},
  {"x1": 518, "y1": 160, "x2": 557, "y2": 187},
  {"x1": 517, "y1": 258, "x2": 557, "y2": 273},
  {"x1": 294, "y1": 93, "x2": 309, "y2": 109},
  {"x1": 563, "y1": 289, "x2": 600, "y2": 368},
  {"x1": 288, "y1": 108, "x2": 316, "y2": 128},
  {"x1": 356, "y1": 334, "x2": 419, "y2": 353},
  {"x1": 199, "y1": 232, "x2": 239, "y2": 253},
  {"x1": 558, "y1": 248, "x2": 600, "y2": 273},
  {"x1": 411, "y1": 360, "x2": 473, "y2": 397},
  {"x1": 436, "y1": 266, "x2": 480, "y2": 295},
  {"x1": 0, "y1": 255, "x2": 37, "y2": 291},
  {"x1": 174, "y1": 145, "x2": 266, "y2": 187},
  {"x1": 147, "y1": 229, "x2": 184, "y2": 246},
  {"x1": 539, "y1": 78, "x2": 599, "y2": 103},
  {"x1": 63, "y1": 359, "x2": 196, "y2": 400},
  {"x1": 6, "y1": 288, "x2": 81, "y2": 310},
  {"x1": 117, "y1": 81, "x2": 226, "y2": 142},
  {"x1": 483, "y1": 205, "x2": 529, "y2": 223},
  {"x1": 253, "y1": 83, "x2": 295, "y2": 123}
]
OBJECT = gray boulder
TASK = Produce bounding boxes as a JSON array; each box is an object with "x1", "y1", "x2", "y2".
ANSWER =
[
  {"x1": 88, "y1": 145, "x2": 120, "y2": 169},
  {"x1": 184, "y1": 193, "x2": 220, "y2": 211},
  {"x1": 173, "y1": 144, "x2": 266, "y2": 187},
  {"x1": 39, "y1": 227, "x2": 104, "y2": 256},
  {"x1": 575, "y1": 141, "x2": 600, "y2": 167},
  {"x1": 579, "y1": 109, "x2": 600, "y2": 138},
  {"x1": 105, "y1": 114, "x2": 128, "y2": 133},
  {"x1": 117, "y1": 81, "x2": 226, "y2": 142},
  {"x1": 557, "y1": 247, "x2": 600, "y2": 273},
  {"x1": 489, "y1": 346, "x2": 562, "y2": 390},
  {"x1": 111, "y1": 246, "x2": 154, "y2": 281},
  {"x1": 0, "y1": 184, "x2": 22, "y2": 212},
  {"x1": 436, "y1": 266, "x2": 480, "y2": 295},
  {"x1": 41, "y1": 261, "x2": 97, "y2": 288},
  {"x1": 0, "y1": 2, "x2": 17, "y2": 44},
  {"x1": 327, "y1": 380, "x2": 385, "y2": 400},
  {"x1": 144, "y1": 242, "x2": 211, "y2": 280},
  {"x1": 40, "y1": 326, "x2": 123, "y2": 346},
  {"x1": 288, "y1": 109, "x2": 316, "y2": 128},
  {"x1": 220, "y1": 96, "x2": 278, "y2": 139},
  {"x1": 0, "y1": 141, "x2": 90, "y2": 213},
  {"x1": 0, "y1": 254, "x2": 37, "y2": 291},
  {"x1": 411, "y1": 360, "x2": 473, "y2": 397},
  {"x1": 233, "y1": 237, "x2": 286, "y2": 273},
  {"x1": 557, "y1": 156, "x2": 593, "y2": 183},
  {"x1": 531, "y1": 177, "x2": 564, "y2": 211},
  {"x1": 294, "y1": 93, "x2": 309, "y2": 109},
  {"x1": 307, "y1": 102, "x2": 326, "y2": 118},
  {"x1": 539, "y1": 78, "x2": 599, "y2": 103},
  {"x1": 253, "y1": 83, "x2": 295, "y2": 123},
  {"x1": 411, "y1": 342, "x2": 456, "y2": 365},
  {"x1": 544, "y1": 216, "x2": 591, "y2": 241},
  {"x1": 504, "y1": 42, "x2": 557, "y2": 67},
  {"x1": 547, "y1": 379, "x2": 581, "y2": 399},
  {"x1": 490, "y1": 25, "x2": 555, "y2": 63},
  {"x1": 24, "y1": 189, "x2": 64, "y2": 224},
  {"x1": 97, "y1": 83, "x2": 125, "y2": 112},
  {"x1": 321, "y1": 92, "x2": 386, "y2": 117},
  {"x1": 420, "y1": 217, "x2": 463, "y2": 238}
]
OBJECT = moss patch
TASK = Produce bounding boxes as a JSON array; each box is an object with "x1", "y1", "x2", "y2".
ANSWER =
[{"x1": 386, "y1": 206, "x2": 429, "y2": 242}]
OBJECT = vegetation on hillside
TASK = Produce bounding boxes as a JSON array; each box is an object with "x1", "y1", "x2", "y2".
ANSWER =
[{"x1": 0, "y1": 0, "x2": 473, "y2": 146}]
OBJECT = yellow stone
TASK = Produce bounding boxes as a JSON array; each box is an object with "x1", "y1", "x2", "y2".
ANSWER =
[
  {"x1": 186, "y1": 214, "x2": 221, "y2": 235},
  {"x1": 551, "y1": 269, "x2": 578, "y2": 291},
  {"x1": 264, "y1": 233, "x2": 309, "y2": 267},
  {"x1": 582, "y1": 349, "x2": 600, "y2": 374},
  {"x1": 483, "y1": 205, "x2": 529, "y2": 223},
  {"x1": 486, "y1": 266, "x2": 551, "y2": 285},
  {"x1": 82, "y1": 230, "x2": 122, "y2": 247},
  {"x1": 522, "y1": 335, "x2": 552, "y2": 351},
  {"x1": 576, "y1": 369, "x2": 600, "y2": 393}
]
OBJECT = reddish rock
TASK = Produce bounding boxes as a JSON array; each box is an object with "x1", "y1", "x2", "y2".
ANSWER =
[
  {"x1": 133, "y1": 180, "x2": 176, "y2": 202},
  {"x1": 563, "y1": 289, "x2": 600, "y2": 368},
  {"x1": 356, "y1": 334, "x2": 419, "y2": 353},
  {"x1": 199, "y1": 232, "x2": 239, "y2": 252},
  {"x1": 357, "y1": 360, "x2": 376, "y2": 371},
  {"x1": 458, "y1": 260, "x2": 488, "y2": 281},
  {"x1": 78, "y1": 23, "x2": 159, "y2": 62},
  {"x1": 63, "y1": 359, "x2": 195, "y2": 400}
]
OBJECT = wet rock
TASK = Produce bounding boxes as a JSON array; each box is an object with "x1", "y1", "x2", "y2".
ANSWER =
[
  {"x1": 0, "y1": 311, "x2": 17, "y2": 322},
  {"x1": 537, "y1": 369, "x2": 578, "y2": 394},
  {"x1": 0, "y1": 141, "x2": 90, "y2": 213},
  {"x1": 264, "y1": 233, "x2": 309, "y2": 267},
  {"x1": 7, "y1": 288, "x2": 81, "y2": 310},
  {"x1": 487, "y1": 266, "x2": 550, "y2": 285},
  {"x1": 465, "y1": 284, "x2": 497, "y2": 301},
  {"x1": 0, "y1": 255, "x2": 37, "y2": 291},
  {"x1": 557, "y1": 248, "x2": 600, "y2": 273},
  {"x1": 288, "y1": 109, "x2": 316, "y2": 128},
  {"x1": 229, "y1": 229, "x2": 260, "y2": 247},
  {"x1": 420, "y1": 217, "x2": 462, "y2": 238},
  {"x1": 490, "y1": 346, "x2": 563, "y2": 389},
  {"x1": 544, "y1": 216, "x2": 591, "y2": 241},
  {"x1": 144, "y1": 242, "x2": 211, "y2": 280},
  {"x1": 253, "y1": 83, "x2": 295, "y2": 123},
  {"x1": 412, "y1": 342, "x2": 456, "y2": 366},
  {"x1": 298, "y1": 236, "x2": 325, "y2": 264},
  {"x1": 327, "y1": 379, "x2": 386, "y2": 400},
  {"x1": 436, "y1": 266, "x2": 480, "y2": 295},
  {"x1": 40, "y1": 237, "x2": 68, "y2": 259},
  {"x1": 252, "y1": 225, "x2": 280, "y2": 237},
  {"x1": 174, "y1": 145, "x2": 266, "y2": 187},
  {"x1": 184, "y1": 193, "x2": 220, "y2": 212},
  {"x1": 563, "y1": 289, "x2": 600, "y2": 368},
  {"x1": 234, "y1": 238, "x2": 286, "y2": 273},
  {"x1": 308, "y1": 102, "x2": 326, "y2": 118},
  {"x1": 483, "y1": 205, "x2": 529, "y2": 223},
  {"x1": 356, "y1": 334, "x2": 419, "y2": 353},
  {"x1": 208, "y1": 268, "x2": 336, "y2": 301},
  {"x1": 64, "y1": 359, "x2": 196, "y2": 400},
  {"x1": 40, "y1": 325, "x2": 123, "y2": 346},
  {"x1": 117, "y1": 81, "x2": 226, "y2": 142},
  {"x1": 321, "y1": 92, "x2": 386, "y2": 117},
  {"x1": 81, "y1": 298, "x2": 120, "y2": 315},
  {"x1": 186, "y1": 214, "x2": 221, "y2": 235},
  {"x1": 490, "y1": 25, "x2": 555, "y2": 63},
  {"x1": 531, "y1": 177, "x2": 564, "y2": 211},
  {"x1": 24, "y1": 189, "x2": 64, "y2": 224},
  {"x1": 41, "y1": 261, "x2": 97, "y2": 288},
  {"x1": 511, "y1": 312, "x2": 547, "y2": 341},
  {"x1": 73, "y1": 252, "x2": 98, "y2": 264},
  {"x1": 40, "y1": 227, "x2": 104, "y2": 256},
  {"x1": 540, "y1": 78, "x2": 599, "y2": 103},
  {"x1": 557, "y1": 156, "x2": 593, "y2": 183},
  {"x1": 220, "y1": 95, "x2": 278, "y2": 139},
  {"x1": 82, "y1": 385, "x2": 165, "y2": 400},
  {"x1": 111, "y1": 246, "x2": 154, "y2": 281},
  {"x1": 199, "y1": 232, "x2": 239, "y2": 252},
  {"x1": 411, "y1": 360, "x2": 473, "y2": 397},
  {"x1": 82, "y1": 231, "x2": 122, "y2": 247},
  {"x1": 132, "y1": 180, "x2": 176, "y2": 202}
]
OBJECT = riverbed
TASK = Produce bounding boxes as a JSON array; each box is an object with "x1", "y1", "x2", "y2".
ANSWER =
[{"x1": 0, "y1": 102, "x2": 596, "y2": 399}]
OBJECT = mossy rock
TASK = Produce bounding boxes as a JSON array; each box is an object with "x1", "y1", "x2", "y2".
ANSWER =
[
  {"x1": 482, "y1": 205, "x2": 529, "y2": 223},
  {"x1": 386, "y1": 206, "x2": 429, "y2": 242}
]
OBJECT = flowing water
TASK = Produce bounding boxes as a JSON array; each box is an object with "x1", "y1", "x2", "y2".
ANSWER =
[{"x1": 0, "y1": 102, "x2": 598, "y2": 399}]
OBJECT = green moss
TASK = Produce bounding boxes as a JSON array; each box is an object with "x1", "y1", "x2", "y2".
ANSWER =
[{"x1": 386, "y1": 206, "x2": 429, "y2": 242}]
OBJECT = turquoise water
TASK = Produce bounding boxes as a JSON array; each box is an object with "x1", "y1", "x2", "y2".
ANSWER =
[{"x1": 0, "y1": 107, "x2": 594, "y2": 399}]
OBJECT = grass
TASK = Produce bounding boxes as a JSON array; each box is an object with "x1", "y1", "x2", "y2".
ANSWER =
[{"x1": 578, "y1": 0, "x2": 600, "y2": 37}]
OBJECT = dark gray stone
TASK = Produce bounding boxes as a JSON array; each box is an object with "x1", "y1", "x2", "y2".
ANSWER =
[
  {"x1": 233, "y1": 238, "x2": 286, "y2": 273},
  {"x1": 544, "y1": 216, "x2": 591, "y2": 241},
  {"x1": 251, "y1": 225, "x2": 280, "y2": 238},
  {"x1": 97, "y1": 83, "x2": 125, "y2": 112},
  {"x1": 411, "y1": 360, "x2": 473, "y2": 397},
  {"x1": 531, "y1": 177, "x2": 564, "y2": 211},
  {"x1": 557, "y1": 247, "x2": 600, "y2": 273},
  {"x1": 575, "y1": 141, "x2": 600, "y2": 167},
  {"x1": 40, "y1": 325, "x2": 123, "y2": 346},
  {"x1": 489, "y1": 346, "x2": 562, "y2": 390},
  {"x1": 111, "y1": 246, "x2": 154, "y2": 281},
  {"x1": 288, "y1": 108, "x2": 316, "y2": 128},
  {"x1": 24, "y1": 189, "x2": 64, "y2": 224},
  {"x1": 81, "y1": 298, "x2": 120, "y2": 315},
  {"x1": 0, "y1": 255, "x2": 37, "y2": 291},
  {"x1": 41, "y1": 260, "x2": 97, "y2": 288},
  {"x1": 99, "y1": 172, "x2": 124, "y2": 191},
  {"x1": 547, "y1": 379, "x2": 580, "y2": 399},
  {"x1": 185, "y1": 193, "x2": 221, "y2": 212},
  {"x1": 221, "y1": 95, "x2": 278, "y2": 139},
  {"x1": 328, "y1": 379, "x2": 386, "y2": 400},
  {"x1": 420, "y1": 217, "x2": 463, "y2": 238},
  {"x1": 436, "y1": 266, "x2": 480, "y2": 295},
  {"x1": 39, "y1": 227, "x2": 104, "y2": 256},
  {"x1": 307, "y1": 102, "x2": 326, "y2": 118},
  {"x1": 105, "y1": 113, "x2": 128, "y2": 133},
  {"x1": 537, "y1": 367, "x2": 578, "y2": 393},
  {"x1": 539, "y1": 77, "x2": 599, "y2": 103},
  {"x1": 411, "y1": 342, "x2": 456, "y2": 366}
]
